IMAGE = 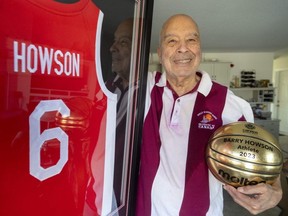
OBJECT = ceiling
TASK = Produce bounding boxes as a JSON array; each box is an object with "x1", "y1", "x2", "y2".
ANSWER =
[{"x1": 149, "y1": 0, "x2": 288, "y2": 56}]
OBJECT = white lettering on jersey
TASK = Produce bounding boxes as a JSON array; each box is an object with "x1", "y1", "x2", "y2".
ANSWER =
[
  {"x1": 29, "y1": 100, "x2": 70, "y2": 181},
  {"x1": 13, "y1": 40, "x2": 80, "y2": 77}
]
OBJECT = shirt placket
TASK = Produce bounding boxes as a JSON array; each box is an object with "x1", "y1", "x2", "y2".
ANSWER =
[{"x1": 170, "y1": 98, "x2": 181, "y2": 128}]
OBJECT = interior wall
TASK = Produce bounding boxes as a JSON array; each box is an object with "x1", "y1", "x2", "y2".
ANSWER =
[
  {"x1": 273, "y1": 55, "x2": 288, "y2": 71},
  {"x1": 202, "y1": 52, "x2": 274, "y2": 84}
]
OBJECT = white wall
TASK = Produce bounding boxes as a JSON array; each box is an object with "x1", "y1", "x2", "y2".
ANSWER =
[
  {"x1": 273, "y1": 55, "x2": 288, "y2": 71},
  {"x1": 202, "y1": 52, "x2": 274, "y2": 84}
]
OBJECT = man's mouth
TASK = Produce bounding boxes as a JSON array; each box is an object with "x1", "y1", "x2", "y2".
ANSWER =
[
  {"x1": 112, "y1": 57, "x2": 121, "y2": 61},
  {"x1": 112, "y1": 58, "x2": 122, "y2": 66},
  {"x1": 174, "y1": 58, "x2": 192, "y2": 64}
]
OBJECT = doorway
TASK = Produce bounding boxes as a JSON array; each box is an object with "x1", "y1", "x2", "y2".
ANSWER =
[{"x1": 274, "y1": 70, "x2": 288, "y2": 135}]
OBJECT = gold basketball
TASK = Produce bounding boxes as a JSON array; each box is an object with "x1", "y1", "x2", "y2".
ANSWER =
[{"x1": 206, "y1": 122, "x2": 283, "y2": 187}]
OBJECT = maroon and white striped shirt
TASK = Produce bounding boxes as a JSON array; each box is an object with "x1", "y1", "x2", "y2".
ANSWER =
[{"x1": 136, "y1": 71, "x2": 254, "y2": 216}]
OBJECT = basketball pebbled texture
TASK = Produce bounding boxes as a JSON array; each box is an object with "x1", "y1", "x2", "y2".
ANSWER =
[{"x1": 206, "y1": 122, "x2": 283, "y2": 187}]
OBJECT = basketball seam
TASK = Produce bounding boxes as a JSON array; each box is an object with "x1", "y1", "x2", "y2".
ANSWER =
[
  {"x1": 209, "y1": 134, "x2": 282, "y2": 153},
  {"x1": 207, "y1": 145, "x2": 283, "y2": 167},
  {"x1": 207, "y1": 156, "x2": 280, "y2": 176}
]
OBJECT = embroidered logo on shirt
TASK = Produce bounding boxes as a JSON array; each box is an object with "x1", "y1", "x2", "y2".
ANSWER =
[{"x1": 197, "y1": 111, "x2": 217, "y2": 130}]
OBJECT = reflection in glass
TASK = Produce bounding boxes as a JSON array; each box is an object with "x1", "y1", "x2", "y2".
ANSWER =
[{"x1": 83, "y1": 18, "x2": 135, "y2": 215}]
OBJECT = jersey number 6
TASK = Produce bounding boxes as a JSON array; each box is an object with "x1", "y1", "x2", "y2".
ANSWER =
[{"x1": 29, "y1": 100, "x2": 70, "y2": 181}]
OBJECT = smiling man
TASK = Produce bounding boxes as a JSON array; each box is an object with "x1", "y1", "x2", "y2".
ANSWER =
[
  {"x1": 158, "y1": 14, "x2": 201, "y2": 96},
  {"x1": 136, "y1": 14, "x2": 282, "y2": 216}
]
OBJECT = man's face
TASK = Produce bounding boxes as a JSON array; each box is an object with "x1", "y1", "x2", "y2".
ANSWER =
[
  {"x1": 110, "y1": 20, "x2": 133, "y2": 82},
  {"x1": 158, "y1": 15, "x2": 202, "y2": 80}
]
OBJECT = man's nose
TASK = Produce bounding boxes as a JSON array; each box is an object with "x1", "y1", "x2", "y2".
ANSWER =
[
  {"x1": 177, "y1": 41, "x2": 189, "y2": 53},
  {"x1": 110, "y1": 42, "x2": 118, "y2": 52}
]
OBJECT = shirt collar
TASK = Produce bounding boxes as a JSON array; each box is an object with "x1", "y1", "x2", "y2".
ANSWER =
[
  {"x1": 197, "y1": 70, "x2": 213, "y2": 97},
  {"x1": 155, "y1": 71, "x2": 167, "y2": 87},
  {"x1": 155, "y1": 70, "x2": 213, "y2": 97}
]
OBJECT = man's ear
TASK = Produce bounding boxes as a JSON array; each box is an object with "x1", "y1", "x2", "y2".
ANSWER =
[{"x1": 157, "y1": 47, "x2": 162, "y2": 64}]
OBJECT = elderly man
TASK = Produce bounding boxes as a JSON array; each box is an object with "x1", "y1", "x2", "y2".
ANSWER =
[{"x1": 136, "y1": 14, "x2": 282, "y2": 216}]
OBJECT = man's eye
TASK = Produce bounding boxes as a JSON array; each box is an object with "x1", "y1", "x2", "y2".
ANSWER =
[
  {"x1": 188, "y1": 38, "x2": 197, "y2": 43},
  {"x1": 167, "y1": 39, "x2": 177, "y2": 45},
  {"x1": 120, "y1": 39, "x2": 130, "y2": 47}
]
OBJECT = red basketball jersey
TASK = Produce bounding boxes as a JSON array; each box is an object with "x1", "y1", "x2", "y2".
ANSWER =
[{"x1": 0, "y1": 0, "x2": 117, "y2": 215}]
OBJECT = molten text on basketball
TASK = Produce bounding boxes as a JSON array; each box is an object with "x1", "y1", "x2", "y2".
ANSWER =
[{"x1": 218, "y1": 169, "x2": 266, "y2": 186}]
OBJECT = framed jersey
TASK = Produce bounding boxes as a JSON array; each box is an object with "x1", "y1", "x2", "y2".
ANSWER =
[{"x1": 0, "y1": 0, "x2": 153, "y2": 215}]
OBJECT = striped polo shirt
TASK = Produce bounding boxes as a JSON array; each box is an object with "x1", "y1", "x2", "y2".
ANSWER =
[{"x1": 136, "y1": 71, "x2": 254, "y2": 216}]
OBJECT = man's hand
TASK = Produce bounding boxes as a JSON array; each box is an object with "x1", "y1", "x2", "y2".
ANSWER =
[{"x1": 224, "y1": 176, "x2": 282, "y2": 215}]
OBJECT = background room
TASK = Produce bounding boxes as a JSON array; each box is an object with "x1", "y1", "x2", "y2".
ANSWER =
[{"x1": 148, "y1": 0, "x2": 288, "y2": 215}]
